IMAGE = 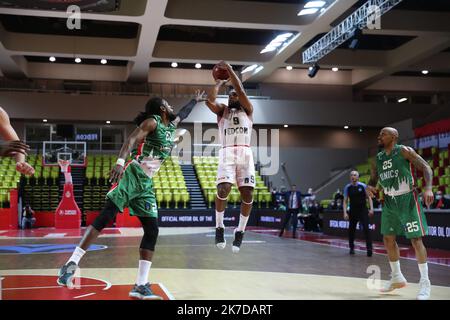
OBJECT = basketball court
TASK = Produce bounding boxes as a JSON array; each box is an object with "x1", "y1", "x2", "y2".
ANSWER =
[{"x1": 1, "y1": 227, "x2": 450, "y2": 300}]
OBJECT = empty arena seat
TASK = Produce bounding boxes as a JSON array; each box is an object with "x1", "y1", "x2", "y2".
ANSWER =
[{"x1": 194, "y1": 156, "x2": 272, "y2": 209}]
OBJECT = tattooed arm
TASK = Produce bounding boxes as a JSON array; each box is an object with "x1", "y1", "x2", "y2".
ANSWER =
[{"x1": 400, "y1": 146, "x2": 434, "y2": 208}]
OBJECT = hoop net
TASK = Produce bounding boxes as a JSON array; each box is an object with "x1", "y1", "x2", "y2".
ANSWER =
[{"x1": 58, "y1": 159, "x2": 71, "y2": 173}]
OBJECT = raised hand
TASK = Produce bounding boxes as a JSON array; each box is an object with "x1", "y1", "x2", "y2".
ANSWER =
[
  {"x1": 194, "y1": 89, "x2": 207, "y2": 102},
  {"x1": 218, "y1": 60, "x2": 232, "y2": 70},
  {"x1": 0, "y1": 140, "x2": 30, "y2": 157},
  {"x1": 16, "y1": 162, "x2": 35, "y2": 176}
]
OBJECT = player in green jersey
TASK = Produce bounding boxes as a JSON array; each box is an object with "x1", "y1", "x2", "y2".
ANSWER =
[
  {"x1": 57, "y1": 90, "x2": 205, "y2": 299},
  {"x1": 367, "y1": 127, "x2": 434, "y2": 300}
]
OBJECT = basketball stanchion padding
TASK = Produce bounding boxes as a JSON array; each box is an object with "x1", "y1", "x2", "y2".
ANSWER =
[{"x1": 54, "y1": 159, "x2": 81, "y2": 229}]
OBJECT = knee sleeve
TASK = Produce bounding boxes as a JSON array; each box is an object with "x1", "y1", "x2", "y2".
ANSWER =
[
  {"x1": 91, "y1": 199, "x2": 119, "y2": 232},
  {"x1": 139, "y1": 217, "x2": 159, "y2": 251}
]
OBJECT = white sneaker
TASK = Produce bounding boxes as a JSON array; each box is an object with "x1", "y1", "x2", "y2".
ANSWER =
[
  {"x1": 417, "y1": 279, "x2": 431, "y2": 300},
  {"x1": 380, "y1": 273, "x2": 407, "y2": 293}
]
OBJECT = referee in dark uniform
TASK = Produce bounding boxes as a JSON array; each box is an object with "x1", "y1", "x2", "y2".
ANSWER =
[{"x1": 343, "y1": 171, "x2": 374, "y2": 257}]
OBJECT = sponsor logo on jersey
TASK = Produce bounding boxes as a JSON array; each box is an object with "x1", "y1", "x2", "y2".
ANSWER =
[
  {"x1": 379, "y1": 169, "x2": 399, "y2": 181},
  {"x1": 224, "y1": 127, "x2": 249, "y2": 135}
]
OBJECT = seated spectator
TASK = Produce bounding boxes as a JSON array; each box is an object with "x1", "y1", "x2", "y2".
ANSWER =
[
  {"x1": 328, "y1": 200, "x2": 338, "y2": 211},
  {"x1": 336, "y1": 199, "x2": 343, "y2": 211},
  {"x1": 334, "y1": 188, "x2": 344, "y2": 202},
  {"x1": 304, "y1": 201, "x2": 323, "y2": 232},
  {"x1": 271, "y1": 187, "x2": 278, "y2": 207},
  {"x1": 432, "y1": 191, "x2": 450, "y2": 209},
  {"x1": 21, "y1": 205, "x2": 36, "y2": 229},
  {"x1": 271, "y1": 187, "x2": 285, "y2": 210},
  {"x1": 303, "y1": 188, "x2": 316, "y2": 207}
]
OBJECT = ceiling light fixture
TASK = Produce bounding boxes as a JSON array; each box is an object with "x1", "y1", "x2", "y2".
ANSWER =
[
  {"x1": 75, "y1": 58, "x2": 82, "y2": 63},
  {"x1": 286, "y1": 66, "x2": 293, "y2": 71},
  {"x1": 304, "y1": 1, "x2": 326, "y2": 9},
  {"x1": 308, "y1": 63, "x2": 320, "y2": 78},
  {"x1": 332, "y1": 67, "x2": 339, "y2": 72},
  {"x1": 421, "y1": 70, "x2": 429, "y2": 75},
  {"x1": 242, "y1": 64, "x2": 258, "y2": 73},
  {"x1": 255, "y1": 66, "x2": 264, "y2": 73},
  {"x1": 101, "y1": 59, "x2": 107, "y2": 65},
  {"x1": 195, "y1": 63, "x2": 202, "y2": 69},
  {"x1": 49, "y1": 56, "x2": 56, "y2": 62},
  {"x1": 260, "y1": 33, "x2": 294, "y2": 54},
  {"x1": 349, "y1": 28, "x2": 363, "y2": 50},
  {"x1": 171, "y1": 62, "x2": 178, "y2": 68},
  {"x1": 398, "y1": 98, "x2": 408, "y2": 103},
  {"x1": 298, "y1": 8, "x2": 319, "y2": 16}
]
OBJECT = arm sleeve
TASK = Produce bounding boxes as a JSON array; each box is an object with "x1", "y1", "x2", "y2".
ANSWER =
[{"x1": 176, "y1": 99, "x2": 197, "y2": 122}]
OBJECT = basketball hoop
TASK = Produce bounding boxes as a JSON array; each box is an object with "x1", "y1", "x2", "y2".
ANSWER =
[
  {"x1": 42, "y1": 141, "x2": 86, "y2": 168},
  {"x1": 58, "y1": 159, "x2": 71, "y2": 173}
]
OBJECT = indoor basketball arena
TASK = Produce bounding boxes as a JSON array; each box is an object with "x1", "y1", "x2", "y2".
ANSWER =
[{"x1": 0, "y1": 0, "x2": 449, "y2": 307}]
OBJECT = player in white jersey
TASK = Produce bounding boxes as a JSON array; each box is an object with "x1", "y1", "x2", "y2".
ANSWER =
[{"x1": 206, "y1": 61, "x2": 255, "y2": 253}]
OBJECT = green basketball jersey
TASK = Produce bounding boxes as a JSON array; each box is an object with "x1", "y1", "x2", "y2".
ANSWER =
[
  {"x1": 130, "y1": 115, "x2": 176, "y2": 177},
  {"x1": 376, "y1": 144, "x2": 415, "y2": 196}
]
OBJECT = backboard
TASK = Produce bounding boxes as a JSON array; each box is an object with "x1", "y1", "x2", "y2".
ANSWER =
[{"x1": 43, "y1": 141, "x2": 87, "y2": 167}]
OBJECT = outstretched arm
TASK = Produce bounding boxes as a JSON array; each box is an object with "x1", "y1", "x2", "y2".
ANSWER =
[
  {"x1": 172, "y1": 90, "x2": 206, "y2": 126},
  {"x1": 206, "y1": 79, "x2": 227, "y2": 115},
  {"x1": 110, "y1": 118, "x2": 157, "y2": 183},
  {"x1": 401, "y1": 146, "x2": 434, "y2": 208},
  {"x1": 0, "y1": 107, "x2": 34, "y2": 176},
  {"x1": 219, "y1": 61, "x2": 253, "y2": 116}
]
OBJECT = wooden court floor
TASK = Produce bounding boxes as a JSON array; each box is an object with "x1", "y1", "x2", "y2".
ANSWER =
[{"x1": 1, "y1": 227, "x2": 449, "y2": 300}]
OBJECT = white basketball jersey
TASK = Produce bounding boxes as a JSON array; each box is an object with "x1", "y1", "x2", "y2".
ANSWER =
[{"x1": 218, "y1": 107, "x2": 253, "y2": 147}]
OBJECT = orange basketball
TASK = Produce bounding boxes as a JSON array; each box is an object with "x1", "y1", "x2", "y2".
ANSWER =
[{"x1": 212, "y1": 64, "x2": 230, "y2": 80}]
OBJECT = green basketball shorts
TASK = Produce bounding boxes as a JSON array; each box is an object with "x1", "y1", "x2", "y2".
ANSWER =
[
  {"x1": 381, "y1": 190, "x2": 428, "y2": 239},
  {"x1": 106, "y1": 161, "x2": 158, "y2": 218}
]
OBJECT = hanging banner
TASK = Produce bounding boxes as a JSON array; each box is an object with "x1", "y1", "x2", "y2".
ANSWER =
[
  {"x1": 415, "y1": 135, "x2": 438, "y2": 149},
  {"x1": 438, "y1": 132, "x2": 450, "y2": 148},
  {"x1": 414, "y1": 118, "x2": 450, "y2": 138}
]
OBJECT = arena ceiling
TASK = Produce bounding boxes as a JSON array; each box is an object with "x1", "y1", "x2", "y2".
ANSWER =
[{"x1": 0, "y1": 0, "x2": 449, "y2": 91}]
